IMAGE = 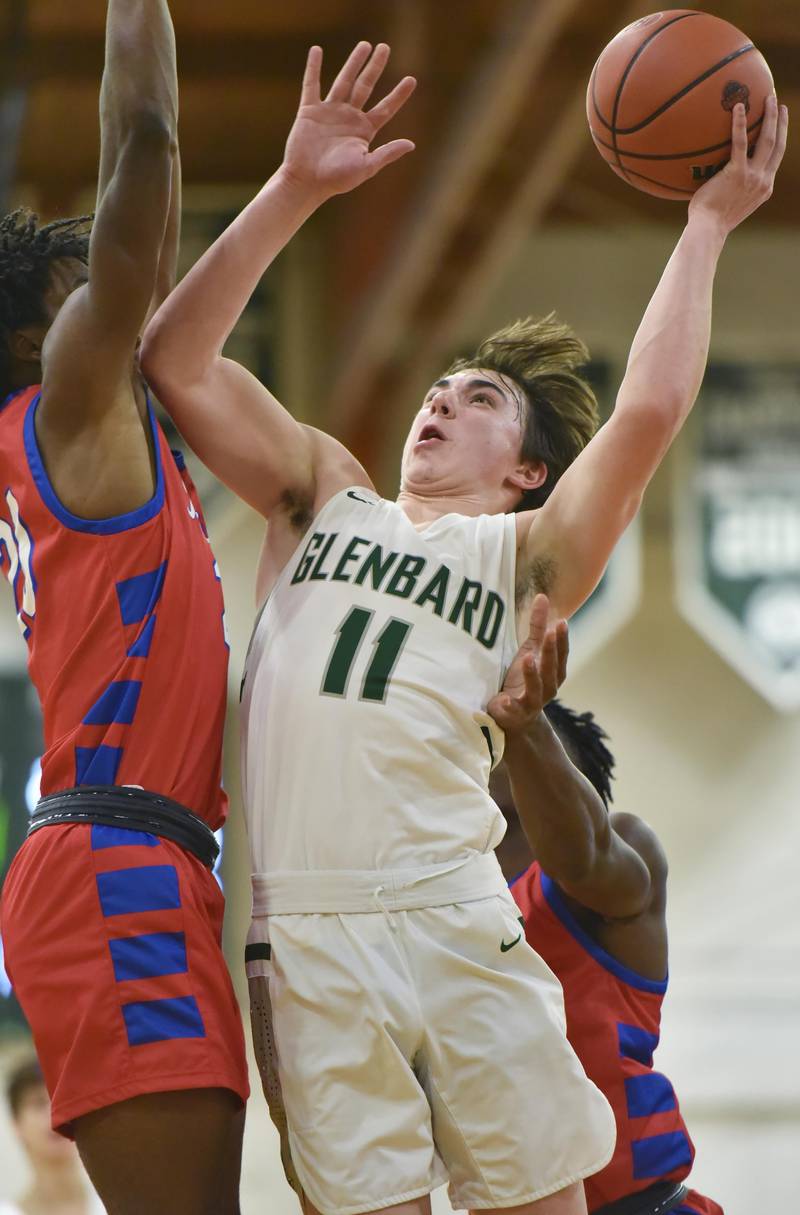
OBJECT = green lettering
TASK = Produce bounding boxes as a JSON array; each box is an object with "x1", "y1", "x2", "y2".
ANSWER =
[
  {"x1": 331, "y1": 536, "x2": 371, "y2": 583},
  {"x1": 414, "y1": 565, "x2": 450, "y2": 617},
  {"x1": 291, "y1": 532, "x2": 325, "y2": 584},
  {"x1": 309, "y1": 533, "x2": 339, "y2": 581},
  {"x1": 447, "y1": 578, "x2": 483, "y2": 634},
  {"x1": 476, "y1": 591, "x2": 505, "y2": 649},
  {"x1": 354, "y1": 545, "x2": 399, "y2": 590},
  {"x1": 385, "y1": 554, "x2": 426, "y2": 599}
]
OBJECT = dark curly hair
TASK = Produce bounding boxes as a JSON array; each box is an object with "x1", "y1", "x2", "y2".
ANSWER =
[
  {"x1": 0, "y1": 208, "x2": 91, "y2": 399},
  {"x1": 544, "y1": 699, "x2": 615, "y2": 808},
  {"x1": 444, "y1": 313, "x2": 600, "y2": 510}
]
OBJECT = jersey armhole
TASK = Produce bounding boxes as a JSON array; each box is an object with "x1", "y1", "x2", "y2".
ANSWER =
[
  {"x1": 23, "y1": 391, "x2": 165, "y2": 534},
  {"x1": 540, "y1": 871, "x2": 669, "y2": 995}
]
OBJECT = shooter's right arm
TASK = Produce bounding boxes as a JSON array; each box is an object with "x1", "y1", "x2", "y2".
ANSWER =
[{"x1": 141, "y1": 43, "x2": 416, "y2": 519}]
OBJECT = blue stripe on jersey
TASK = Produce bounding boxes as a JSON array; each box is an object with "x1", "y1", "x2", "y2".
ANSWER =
[
  {"x1": 91, "y1": 824, "x2": 159, "y2": 850},
  {"x1": 116, "y1": 562, "x2": 168, "y2": 626},
  {"x1": 108, "y1": 932, "x2": 188, "y2": 982},
  {"x1": 121, "y1": 995, "x2": 206, "y2": 1046},
  {"x1": 96, "y1": 865, "x2": 180, "y2": 916},
  {"x1": 631, "y1": 1131, "x2": 693, "y2": 1180},
  {"x1": 84, "y1": 680, "x2": 143, "y2": 726},
  {"x1": 624, "y1": 1072, "x2": 677, "y2": 1119},
  {"x1": 23, "y1": 392, "x2": 166, "y2": 534},
  {"x1": 127, "y1": 614, "x2": 157, "y2": 658},
  {"x1": 541, "y1": 874, "x2": 668, "y2": 993},
  {"x1": 618, "y1": 1022, "x2": 660, "y2": 1067},
  {"x1": 75, "y1": 744, "x2": 124, "y2": 786}
]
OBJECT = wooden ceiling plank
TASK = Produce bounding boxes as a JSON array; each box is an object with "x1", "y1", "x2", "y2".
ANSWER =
[{"x1": 327, "y1": 0, "x2": 583, "y2": 426}]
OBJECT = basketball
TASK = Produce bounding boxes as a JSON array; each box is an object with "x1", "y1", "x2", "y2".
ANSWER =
[{"x1": 587, "y1": 10, "x2": 774, "y2": 199}]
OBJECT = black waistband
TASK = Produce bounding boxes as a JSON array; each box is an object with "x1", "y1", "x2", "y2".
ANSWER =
[
  {"x1": 593, "y1": 1182, "x2": 689, "y2": 1215},
  {"x1": 28, "y1": 786, "x2": 220, "y2": 870}
]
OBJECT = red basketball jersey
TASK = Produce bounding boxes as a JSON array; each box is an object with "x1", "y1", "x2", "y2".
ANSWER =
[
  {"x1": 512, "y1": 862, "x2": 719, "y2": 1213},
  {"x1": 0, "y1": 385, "x2": 228, "y2": 827}
]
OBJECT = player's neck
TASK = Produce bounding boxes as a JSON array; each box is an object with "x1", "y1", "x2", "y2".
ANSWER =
[{"x1": 396, "y1": 487, "x2": 503, "y2": 524}]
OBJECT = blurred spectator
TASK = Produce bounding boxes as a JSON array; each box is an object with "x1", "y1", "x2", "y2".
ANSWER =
[{"x1": 2, "y1": 1058, "x2": 104, "y2": 1215}]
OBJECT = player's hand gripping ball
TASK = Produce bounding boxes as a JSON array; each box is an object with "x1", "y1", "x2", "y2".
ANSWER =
[{"x1": 587, "y1": 10, "x2": 774, "y2": 198}]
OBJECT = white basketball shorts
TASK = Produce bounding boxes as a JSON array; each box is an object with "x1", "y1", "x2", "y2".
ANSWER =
[{"x1": 245, "y1": 858, "x2": 615, "y2": 1215}]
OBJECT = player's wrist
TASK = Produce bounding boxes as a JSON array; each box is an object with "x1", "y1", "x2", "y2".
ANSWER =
[
  {"x1": 274, "y1": 162, "x2": 332, "y2": 211},
  {"x1": 683, "y1": 205, "x2": 731, "y2": 248}
]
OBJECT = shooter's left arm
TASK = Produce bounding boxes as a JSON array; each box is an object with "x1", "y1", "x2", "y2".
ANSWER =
[{"x1": 521, "y1": 96, "x2": 787, "y2": 620}]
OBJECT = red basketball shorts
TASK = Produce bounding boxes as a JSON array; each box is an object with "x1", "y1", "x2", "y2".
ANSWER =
[
  {"x1": 675, "y1": 1193, "x2": 723, "y2": 1215},
  {"x1": 1, "y1": 822, "x2": 249, "y2": 1134}
]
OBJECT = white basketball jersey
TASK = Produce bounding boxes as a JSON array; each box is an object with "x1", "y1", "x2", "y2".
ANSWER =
[{"x1": 240, "y1": 488, "x2": 520, "y2": 872}]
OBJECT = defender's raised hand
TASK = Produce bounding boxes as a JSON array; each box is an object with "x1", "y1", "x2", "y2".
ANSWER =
[
  {"x1": 689, "y1": 92, "x2": 788, "y2": 233},
  {"x1": 283, "y1": 42, "x2": 416, "y2": 201},
  {"x1": 488, "y1": 595, "x2": 569, "y2": 735}
]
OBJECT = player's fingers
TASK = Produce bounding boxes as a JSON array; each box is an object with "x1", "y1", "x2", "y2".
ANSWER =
[
  {"x1": 300, "y1": 46, "x2": 323, "y2": 106},
  {"x1": 525, "y1": 593, "x2": 550, "y2": 656},
  {"x1": 326, "y1": 41, "x2": 372, "y2": 103},
  {"x1": 555, "y1": 618, "x2": 569, "y2": 686},
  {"x1": 522, "y1": 650, "x2": 544, "y2": 706},
  {"x1": 539, "y1": 629, "x2": 560, "y2": 702},
  {"x1": 365, "y1": 138, "x2": 416, "y2": 178},
  {"x1": 765, "y1": 103, "x2": 789, "y2": 178},
  {"x1": 751, "y1": 91, "x2": 778, "y2": 166},
  {"x1": 367, "y1": 75, "x2": 418, "y2": 132},
  {"x1": 729, "y1": 102, "x2": 749, "y2": 167},
  {"x1": 350, "y1": 42, "x2": 391, "y2": 109}
]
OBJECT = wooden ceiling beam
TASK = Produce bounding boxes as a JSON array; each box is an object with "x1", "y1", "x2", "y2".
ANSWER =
[
  {"x1": 333, "y1": 0, "x2": 652, "y2": 466},
  {"x1": 325, "y1": 0, "x2": 584, "y2": 431}
]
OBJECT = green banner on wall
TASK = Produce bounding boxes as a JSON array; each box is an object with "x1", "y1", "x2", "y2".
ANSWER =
[{"x1": 674, "y1": 364, "x2": 800, "y2": 711}]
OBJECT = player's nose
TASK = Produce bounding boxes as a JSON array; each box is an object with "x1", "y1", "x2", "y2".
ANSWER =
[{"x1": 429, "y1": 391, "x2": 454, "y2": 417}]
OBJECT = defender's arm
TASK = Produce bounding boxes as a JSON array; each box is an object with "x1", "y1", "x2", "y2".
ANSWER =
[
  {"x1": 489, "y1": 597, "x2": 652, "y2": 917},
  {"x1": 40, "y1": 0, "x2": 178, "y2": 424},
  {"x1": 503, "y1": 717, "x2": 654, "y2": 919},
  {"x1": 519, "y1": 98, "x2": 787, "y2": 619}
]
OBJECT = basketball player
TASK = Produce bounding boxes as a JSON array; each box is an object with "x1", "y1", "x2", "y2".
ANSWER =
[
  {"x1": 0, "y1": 4, "x2": 247, "y2": 1214},
  {"x1": 142, "y1": 41, "x2": 786, "y2": 1215},
  {"x1": 489, "y1": 599, "x2": 721, "y2": 1215}
]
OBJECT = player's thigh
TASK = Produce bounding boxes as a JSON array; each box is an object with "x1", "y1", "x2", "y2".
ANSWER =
[
  {"x1": 253, "y1": 912, "x2": 446, "y2": 1211},
  {"x1": 408, "y1": 896, "x2": 615, "y2": 1210},
  {"x1": 472, "y1": 1181, "x2": 588, "y2": 1215},
  {"x1": 74, "y1": 1087, "x2": 245, "y2": 1215}
]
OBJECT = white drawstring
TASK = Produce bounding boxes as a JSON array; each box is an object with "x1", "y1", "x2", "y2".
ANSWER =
[{"x1": 372, "y1": 883, "x2": 398, "y2": 931}]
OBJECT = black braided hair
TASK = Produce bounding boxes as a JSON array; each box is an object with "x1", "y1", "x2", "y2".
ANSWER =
[
  {"x1": 544, "y1": 699, "x2": 615, "y2": 808},
  {"x1": 0, "y1": 208, "x2": 91, "y2": 398}
]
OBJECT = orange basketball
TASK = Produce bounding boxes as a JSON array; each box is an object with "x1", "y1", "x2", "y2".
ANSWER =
[{"x1": 587, "y1": 10, "x2": 774, "y2": 199}]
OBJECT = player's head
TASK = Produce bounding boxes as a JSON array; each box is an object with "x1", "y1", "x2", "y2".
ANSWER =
[
  {"x1": 400, "y1": 314, "x2": 599, "y2": 512},
  {"x1": 0, "y1": 208, "x2": 91, "y2": 400},
  {"x1": 5, "y1": 1056, "x2": 72, "y2": 1165},
  {"x1": 544, "y1": 699, "x2": 615, "y2": 808}
]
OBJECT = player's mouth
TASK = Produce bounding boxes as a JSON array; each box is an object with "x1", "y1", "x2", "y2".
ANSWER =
[{"x1": 416, "y1": 423, "x2": 447, "y2": 447}]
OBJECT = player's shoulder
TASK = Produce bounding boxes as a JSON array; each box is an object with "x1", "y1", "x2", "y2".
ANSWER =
[
  {"x1": 303, "y1": 425, "x2": 374, "y2": 511},
  {"x1": 610, "y1": 811, "x2": 668, "y2": 900}
]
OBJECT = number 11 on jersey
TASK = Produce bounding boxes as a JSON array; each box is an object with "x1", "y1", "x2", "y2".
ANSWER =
[{"x1": 321, "y1": 607, "x2": 412, "y2": 703}]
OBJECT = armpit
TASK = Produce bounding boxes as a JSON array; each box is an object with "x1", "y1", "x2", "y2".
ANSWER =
[{"x1": 516, "y1": 553, "x2": 557, "y2": 604}]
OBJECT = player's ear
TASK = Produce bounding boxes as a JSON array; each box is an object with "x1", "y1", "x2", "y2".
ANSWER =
[
  {"x1": 9, "y1": 327, "x2": 44, "y2": 365},
  {"x1": 508, "y1": 459, "x2": 547, "y2": 495}
]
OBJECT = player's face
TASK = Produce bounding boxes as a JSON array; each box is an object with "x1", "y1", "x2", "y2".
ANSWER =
[
  {"x1": 43, "y1": 257, "x2": 90, "y2": 323},
  {"x1": 13, "y1": 1082, "x2": 76, "y2": 1166},
  {"x1": 400, "y1": 368, "x2": 543, "y2": 506}
]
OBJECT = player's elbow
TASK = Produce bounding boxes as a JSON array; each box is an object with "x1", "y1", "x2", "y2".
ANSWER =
[{"x1": 120, "y1": 108, "x2": 177, "y2": 169}]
